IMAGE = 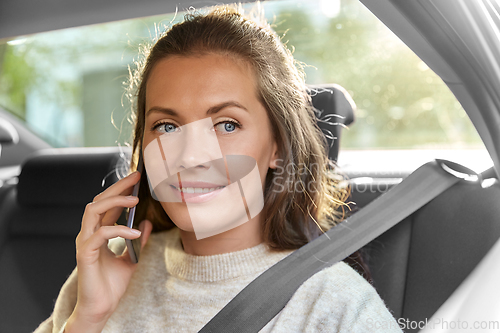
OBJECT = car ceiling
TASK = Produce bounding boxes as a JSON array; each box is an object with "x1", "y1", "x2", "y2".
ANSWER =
[{"x1": 0, "y1": 0, "x2": 248, "y2": 41}]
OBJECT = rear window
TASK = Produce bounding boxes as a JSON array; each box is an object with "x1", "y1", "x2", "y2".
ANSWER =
[{"x1": 0, "y1": 0, "x2": 485, "y2": 151}]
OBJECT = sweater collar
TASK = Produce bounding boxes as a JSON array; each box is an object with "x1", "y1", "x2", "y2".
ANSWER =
[{"x1": 163, "y1": 228, "x2": 293, "y2": 282}]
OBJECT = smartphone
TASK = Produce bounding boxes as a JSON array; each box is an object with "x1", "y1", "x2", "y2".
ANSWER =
[{"x1": 125, "y1": 153, "x2": 143, "y2": 263}]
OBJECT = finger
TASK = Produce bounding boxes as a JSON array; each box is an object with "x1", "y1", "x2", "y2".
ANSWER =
[
  {"x1": 101, "y1": 205, "x2": 128, "y2": 227},
  {"x1": 80, "y1": 196, "x2": 139, "y2": 241},
  {"x1": 79, "y1": 225, "x2": 141, "y2": 263},
  {"x1": 138, "y1": 220, "x2": 153, "y2": 250},
  {"x1": 92, "y1": 171, "x2": 141, "y2": 203}
]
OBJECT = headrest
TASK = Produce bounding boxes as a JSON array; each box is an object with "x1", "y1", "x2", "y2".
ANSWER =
[
  {"x1": 309, "y1": 84, "x2": 356, "y2": 162},
  {"x1": 17, "y1": 147, "x2": 129, "y2": 206}
]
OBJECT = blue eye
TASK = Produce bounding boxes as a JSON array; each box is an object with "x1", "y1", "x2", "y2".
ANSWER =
[
  {"x1": 154, "y1": 122, "x2": 179, "y2": 134},
  {"x1": 164, "y1": 124, "x2": 177, "y2": 133},
  {"x1": 215, "y1": 121, "x2": 240, "y2": 134},
  {"x1": 224, "y1": 122, "x2": 236, "y2": 132}
]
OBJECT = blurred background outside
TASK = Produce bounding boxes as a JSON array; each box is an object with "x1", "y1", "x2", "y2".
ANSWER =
[{"x1": 0, "y1": 0, "x2": 485, "y2": 154}]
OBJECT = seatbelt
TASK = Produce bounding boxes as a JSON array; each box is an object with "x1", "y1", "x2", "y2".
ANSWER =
[{"x1": 199, "y1": 159, "x2": 478, "y2": 333}]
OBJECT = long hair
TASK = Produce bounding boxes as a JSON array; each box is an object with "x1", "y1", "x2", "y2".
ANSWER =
[{"x1": 126, "y1": 5, "x2": 350, "y2": 251}]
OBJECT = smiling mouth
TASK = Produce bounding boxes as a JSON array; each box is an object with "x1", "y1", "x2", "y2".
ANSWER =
[
  {"x1": 167, "y1": 182, "x2": 228, "y2": 203},
  {"x1": 170, "y1": 185, "x2": 226, "y2": 193}
]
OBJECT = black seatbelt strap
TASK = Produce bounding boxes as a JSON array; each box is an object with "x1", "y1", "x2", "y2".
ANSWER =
[{"x1": 199, "y1": 160, "x2": 478, "y2": 333}]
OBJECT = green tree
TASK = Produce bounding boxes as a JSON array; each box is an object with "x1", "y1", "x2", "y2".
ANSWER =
[{"x1": 0, "y1": 43, "x2": 36, "y2": 119}]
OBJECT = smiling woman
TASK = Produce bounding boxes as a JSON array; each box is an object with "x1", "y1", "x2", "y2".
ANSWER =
[{"x1": 34, "y1": 5, "x2": 402, "y2": 333}]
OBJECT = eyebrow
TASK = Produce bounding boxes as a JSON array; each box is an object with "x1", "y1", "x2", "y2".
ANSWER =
[{"x1": 146, "y1": 101, "x2": 248, "y2": 117}]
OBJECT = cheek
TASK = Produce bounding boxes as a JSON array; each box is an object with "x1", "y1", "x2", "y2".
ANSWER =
[
  {"x1": 142, "y1": 131, "x2": 155, "y2": 153},
  {"x1": 218, "y1": 135, "x2": 273, "y2": 185},
  {"x1": 160, "y1": 202, "x2": 194, "y2": 231}
]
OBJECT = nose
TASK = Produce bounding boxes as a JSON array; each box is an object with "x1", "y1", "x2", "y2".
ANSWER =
[
  {"x1": 162, "y1": 117, "x2": 223, "y2": 175},
  {"x1": 177, "y1": 128, "x2": 211, "y2": 171}
]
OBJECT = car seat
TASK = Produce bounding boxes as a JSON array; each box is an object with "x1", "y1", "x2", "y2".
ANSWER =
[
  {"x1": 360, "y1": 167, "x2": 500, "y2": 332},
  {"x1": 0, "y1": 148, "x2": 125, "y2": 331}
]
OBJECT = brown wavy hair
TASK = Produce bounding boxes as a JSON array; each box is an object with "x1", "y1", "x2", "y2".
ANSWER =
[{"x1": 126, "y1": 4, "x2": 350, "y2": 251}]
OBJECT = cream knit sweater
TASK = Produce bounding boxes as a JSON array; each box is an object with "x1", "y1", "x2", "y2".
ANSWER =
[{"x1": 35, "y1": 227, "x2": 402, "y2": 333}]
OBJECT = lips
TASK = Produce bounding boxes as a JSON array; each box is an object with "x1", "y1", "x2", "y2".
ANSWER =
[{"x1": 169, "y1": 181, "x2": 228, "y2": 203}]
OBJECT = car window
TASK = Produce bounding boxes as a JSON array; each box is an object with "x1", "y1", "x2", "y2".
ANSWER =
[
  {"x1": 0, "y1": 0, "x2": 488, "y2": 163},
  {"x1": 0, "y1": 13, "x2": 181, "y2": 148}
]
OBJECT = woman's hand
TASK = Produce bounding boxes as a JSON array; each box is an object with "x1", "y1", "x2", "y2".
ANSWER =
[{"x1": 65, "y1": 171, "x2": 153, "y2": 333}]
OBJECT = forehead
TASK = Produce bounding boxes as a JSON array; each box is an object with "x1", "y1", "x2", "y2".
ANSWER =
[{"x1": 145, "y1": 54, "x2": 259, "y2": 111}]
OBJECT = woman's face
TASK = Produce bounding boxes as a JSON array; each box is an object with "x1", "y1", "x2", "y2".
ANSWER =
[{"x1": 143, "y1": 53, "x2": 278, "y2": 235}]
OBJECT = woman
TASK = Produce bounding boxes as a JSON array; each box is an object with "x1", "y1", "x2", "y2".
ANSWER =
[{"x1": 36, "y1": 5, "x2": 402, "y2": 333}]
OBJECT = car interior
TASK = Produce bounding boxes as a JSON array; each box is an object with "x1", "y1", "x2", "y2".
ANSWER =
[
  {"x1": 1, "y1": 0, "x2": 500, "y2": 332},
  {"x1": 1, "y1": 84, "x2": 499, "y2": 332}
]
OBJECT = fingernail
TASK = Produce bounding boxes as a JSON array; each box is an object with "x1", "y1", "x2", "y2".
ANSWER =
[
  {"x1": 128, "y1": 171, "x2": 139, "y2": 178},
  {"x1": 126, "y1": 195, "x2": 138, "y2": 201},
  {"x1": 130, "y1": 229, "x2": 141, "y2": 235}
]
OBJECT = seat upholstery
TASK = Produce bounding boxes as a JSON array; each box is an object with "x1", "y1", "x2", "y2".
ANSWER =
[
  {"x1": 361, "y1": 169, "x2": 500, "y2": 331},
  {"x1": 0, "y1": 147, "x2": 125, "y2": 332}
]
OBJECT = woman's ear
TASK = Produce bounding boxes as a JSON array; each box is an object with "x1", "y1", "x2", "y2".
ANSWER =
[{"x1": 269, "y1": 141, "x2": 279, "y2": 169}]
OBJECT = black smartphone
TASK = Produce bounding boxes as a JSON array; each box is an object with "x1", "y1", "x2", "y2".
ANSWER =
[{"x1": 125, "y1": 153, "x2": 143, "y2": 263}]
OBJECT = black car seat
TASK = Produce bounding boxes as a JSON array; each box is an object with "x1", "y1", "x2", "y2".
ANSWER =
[
  {"x1": 0, "y1": 84, "x2": 355, "y2": 332},
  {"x1": 360, "y1": 166, "x2": 500, "y2": 332},
  {"x1": 0, "y1": 148, "x2": 126, "y2": 332}
]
